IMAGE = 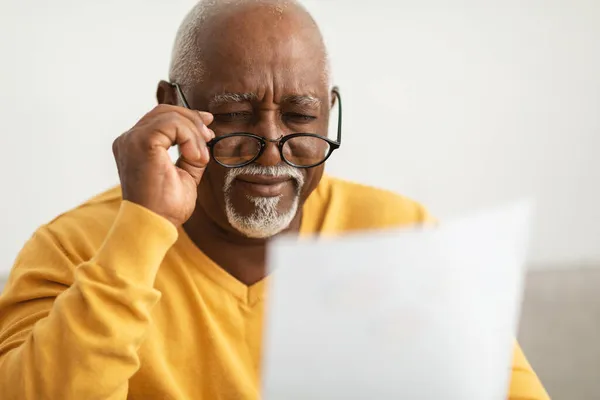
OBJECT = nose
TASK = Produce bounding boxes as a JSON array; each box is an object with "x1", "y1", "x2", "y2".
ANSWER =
[{"x1": 254, "y1": 113, "x2": 284, "y2": 167}]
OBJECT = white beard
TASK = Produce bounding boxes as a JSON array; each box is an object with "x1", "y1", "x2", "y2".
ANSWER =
[{"x1": 223, "y1": 165, "x2": 304, "y2": 239}]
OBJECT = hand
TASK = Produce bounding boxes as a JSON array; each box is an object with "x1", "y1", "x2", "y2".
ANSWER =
[{"x1": 112, "y1": 104, "x2": 214, "y2": 227}]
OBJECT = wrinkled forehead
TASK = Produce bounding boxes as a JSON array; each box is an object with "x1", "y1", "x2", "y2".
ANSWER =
[
  {"x1": 194, "y1": 5, "x2": 329, "y2": 98},
  {"x1": 207, "y1": 42, "x2": 325, "y2": 92}
]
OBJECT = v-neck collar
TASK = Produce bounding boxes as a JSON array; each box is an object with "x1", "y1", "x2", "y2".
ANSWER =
[
  {"x1": 175, "y1": 200, "x2": 321, "y2": 307},
  {"x1": 174, "y1": 176, "x2": 329, "y2": 306}
]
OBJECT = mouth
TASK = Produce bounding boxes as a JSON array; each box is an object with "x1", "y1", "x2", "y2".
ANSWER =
[{"x1": 234, "y1": 175, "x2": 294, "y2": 197}]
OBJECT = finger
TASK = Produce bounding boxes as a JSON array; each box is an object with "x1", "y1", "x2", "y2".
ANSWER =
[
  {"x1": 197, "y1": 111, "x2": 214, "y2": 126},
  {"x1": 175, "y1": 155, "x2": 207, "y2": 186},
  {"x1": 174, "y1": 118, "x2": 210, "y2": 166},
  {"x1": 142, "y1": 111, "x2": 210, "y2": 167},
  {"x1": 151, "y1": 104, "x2": 215, "y2": 141},
  {"x1": 147, "y1": 112, "x2": 206, "y2": 163},
  {"x1": 174, "y1": 130, "x2": 210, "y2": 186},
  {"x1": 169, "y1": 107, "x2": 214, "y2": 141},
  {"x1": 158, "y1": 105, "x2": 214, "y2": 126},
  {"x1": 167, "y1": 112, "x2": 208, "y2": 155}
]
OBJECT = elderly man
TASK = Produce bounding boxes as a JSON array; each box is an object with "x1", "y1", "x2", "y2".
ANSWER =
[{"x1": 0, "y1": 0, "x2": 548, "y2": 399}]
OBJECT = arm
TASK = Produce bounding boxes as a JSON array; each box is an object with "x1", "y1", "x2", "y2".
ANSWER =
[
  {"x1": 0, "y1": 202, "x2": 177, "y2": 400},
  {"x1": 507, "y1": 342, "x2": 550, "y2": 399}
]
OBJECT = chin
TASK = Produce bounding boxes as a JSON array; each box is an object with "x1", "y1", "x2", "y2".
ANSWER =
[{"x1": 225, "y1": 194, "x2": 300, "y2": 239}]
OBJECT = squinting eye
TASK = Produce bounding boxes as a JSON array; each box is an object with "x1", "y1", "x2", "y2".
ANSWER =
[
  {"x1": 284, "y1": 113, "x2": 317, "y2": 123},
  {"x1": 213, "y1": 112, "x2": 253, "y2": 122}
]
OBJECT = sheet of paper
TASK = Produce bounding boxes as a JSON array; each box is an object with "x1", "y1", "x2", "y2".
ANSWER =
[{"x1": 261, "y1": 201, "x2": 533, "y2": 400}]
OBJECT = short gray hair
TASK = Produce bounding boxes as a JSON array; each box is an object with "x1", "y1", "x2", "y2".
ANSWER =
[{"x1": 168, "y1": 0, "x2": 331, "y2": 89}]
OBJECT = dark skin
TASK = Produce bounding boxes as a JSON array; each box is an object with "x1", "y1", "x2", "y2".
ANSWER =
[{"x1": 154, "y1": 3, "x2": 334, "y2": 285}]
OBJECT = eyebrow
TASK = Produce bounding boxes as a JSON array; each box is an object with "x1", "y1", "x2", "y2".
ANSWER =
[
  {"x1": 208, "y1": 92, "x2": 322, "y2": 108},
  {"x1": 282, "y1": 94, "x2": 321, "y2": 108},
  {"x1": 208, "y1": 92, "x2": 258, "y2": 108}
]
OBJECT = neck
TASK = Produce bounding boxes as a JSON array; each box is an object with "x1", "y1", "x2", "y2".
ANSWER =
[{"x1": 183, "y1": 205, "x2": 303, "y2": 286}]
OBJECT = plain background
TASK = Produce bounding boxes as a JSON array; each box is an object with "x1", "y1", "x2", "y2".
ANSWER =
[{"x1": 0, "y1": 0, "x2": 599, "y2": 276}]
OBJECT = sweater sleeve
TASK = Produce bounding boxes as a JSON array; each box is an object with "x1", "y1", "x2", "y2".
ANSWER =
[
  {"x1": 507, "y1": 342, "x2": 551, "y2": 400},
  {"x1": 0, "y1": 201, "x2": 178, "y2": 400}
]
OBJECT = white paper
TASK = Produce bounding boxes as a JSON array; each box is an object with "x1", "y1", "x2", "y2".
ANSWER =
[{"x1": 261, "y1": 201, "x2": 533, "y2": 400}]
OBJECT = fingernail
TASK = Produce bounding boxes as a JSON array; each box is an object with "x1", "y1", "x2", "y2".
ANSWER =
[{"x1": 203, "y1": 126, "x2": 215, "y2": 140}]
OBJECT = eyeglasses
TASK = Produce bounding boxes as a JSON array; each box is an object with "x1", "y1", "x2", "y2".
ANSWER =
[{"x1": 170, "y1": 82, "x2": 342, "y2": 168}]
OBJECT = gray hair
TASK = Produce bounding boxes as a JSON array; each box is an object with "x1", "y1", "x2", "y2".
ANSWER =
[{"x1": 168, "y1": 0, "x2": 332, "y2": 89}]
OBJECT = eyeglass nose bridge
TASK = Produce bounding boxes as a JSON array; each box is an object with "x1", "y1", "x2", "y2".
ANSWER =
[
  {"x1": 262, "y1": 134, "x2": 284, "y2": 144},
  {"x1": 258, "y1": 134, "x2": 286, "y2": 156}
]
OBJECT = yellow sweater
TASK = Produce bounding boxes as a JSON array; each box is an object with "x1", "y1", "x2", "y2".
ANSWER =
[{"x1": 0, "y1": 175, "x2": 549, "y2": 399}]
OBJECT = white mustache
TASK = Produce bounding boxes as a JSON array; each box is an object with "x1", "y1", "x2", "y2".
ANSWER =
[{"x1": 224, "y1": 164, "x2": 305, "y2": 194}]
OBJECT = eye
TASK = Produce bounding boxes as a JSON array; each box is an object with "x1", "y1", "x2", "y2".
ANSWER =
[
  {"x1": 213, "y1": 112, "x2": 253, "y2": 123},
  {"x1": 284, "y1": 113, "x2": 317, "y2": 123}
]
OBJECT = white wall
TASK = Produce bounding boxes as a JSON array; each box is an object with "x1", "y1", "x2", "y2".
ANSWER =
[{"x1": 0, "y1": 0, "x2": 599, "y2": 275}]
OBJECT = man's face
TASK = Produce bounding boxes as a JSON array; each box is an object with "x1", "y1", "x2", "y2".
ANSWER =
[{"x1": 176, "y1": 6, "x2": 331, "y2": 238}]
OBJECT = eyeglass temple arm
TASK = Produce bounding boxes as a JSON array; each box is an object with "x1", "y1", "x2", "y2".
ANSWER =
[
  {"x1": 171, "y1": 82, "x2": 192, "y2": 109},
  {"x1": 332, "y1": 87, "x2": 342, "y2": 145}
]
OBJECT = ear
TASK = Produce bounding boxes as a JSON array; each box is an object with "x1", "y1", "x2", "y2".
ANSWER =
[
  {"x1": 156, "y1": 80, "x2": 178, "y2": 105},
  {"x1": 330, "y1": 85, "x2": 340, "y2": 109}
]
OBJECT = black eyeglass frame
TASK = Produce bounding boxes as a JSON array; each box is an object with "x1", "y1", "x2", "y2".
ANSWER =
[{"x1": 170, "y1": 82, "x2": 342, "y2": 169}]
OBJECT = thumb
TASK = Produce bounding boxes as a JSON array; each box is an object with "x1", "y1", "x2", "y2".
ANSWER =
[{"x1": 175, "y1": 152, "x2": 208, "y2": 186}]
